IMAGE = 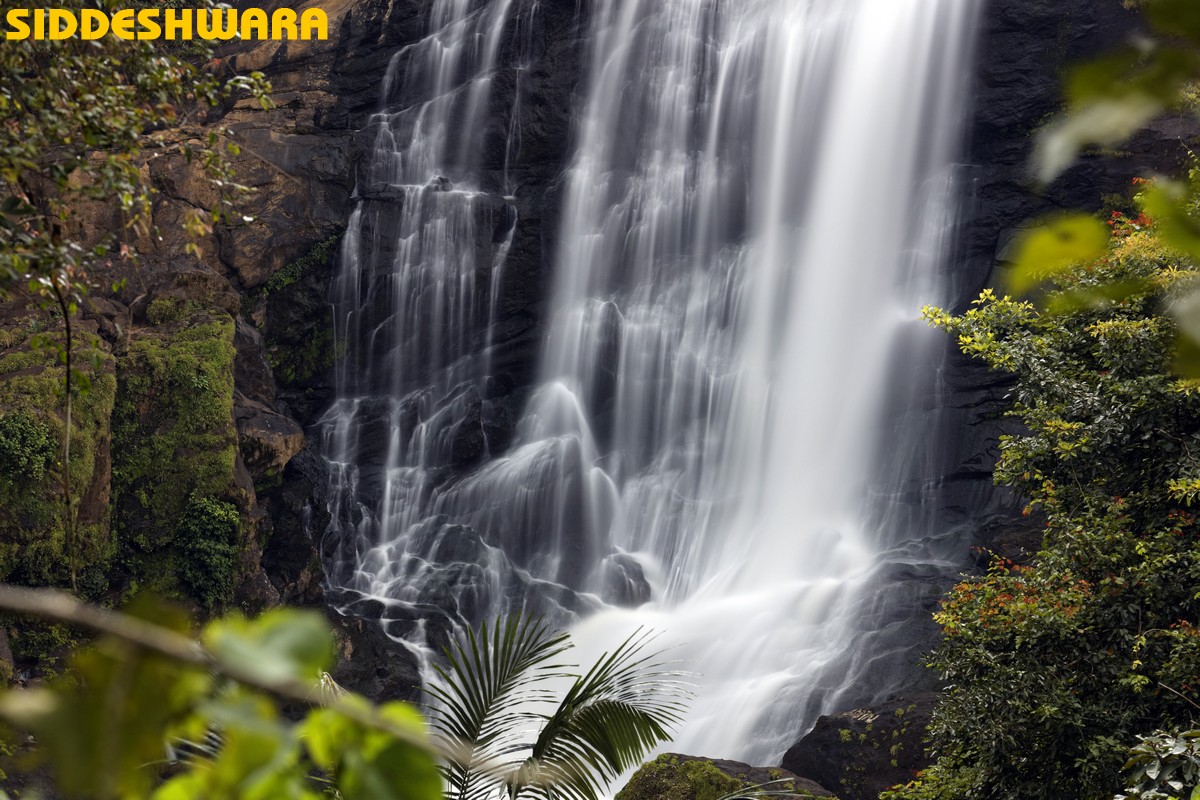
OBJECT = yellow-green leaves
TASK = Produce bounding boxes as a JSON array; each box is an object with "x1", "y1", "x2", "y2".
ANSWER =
[
  {"x1": 0, "y1": 593, "x2": 443, "y2": 800},
  {"x1": 1006, "y1": 214, "x2": 1111, "y2": 295},
  {"x1": 1144, "y1": 0, "x2": 1200, "y2": 41},
  {"x1": 0, "y1": 601, "x2": 211, "y2": 799},
  {"x1": 302, "y1": 701, "x2": 443, "y2": 800},
  {"x1": 1139, "y1": 180, "x2": 1200, "y2": 259},
  {"x1": 202, "y1": 609, "x2": 333, "y2": 688}
]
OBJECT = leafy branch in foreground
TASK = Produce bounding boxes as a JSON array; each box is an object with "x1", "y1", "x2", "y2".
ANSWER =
[
  {"x1": 0, "y1": 0, "x2": 271, "y2": 594},
  {"x1": 0, "y1": 584, "x2": 441, "y2": 800},
  {"x1": 1115, "y1": 730, "x2": 1200, "y2": 799},
  {"x1": 0, "y1": 588, "x2": 688, "y2": 800}
]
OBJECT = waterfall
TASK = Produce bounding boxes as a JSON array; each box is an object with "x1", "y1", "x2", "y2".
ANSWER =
[{"x1": 321, "y1": 0, "x2": 980, "y2": 766}]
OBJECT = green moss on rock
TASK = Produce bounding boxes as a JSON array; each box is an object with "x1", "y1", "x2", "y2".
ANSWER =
[
  {"x1": 267, "y1": 324, "x2": 338, "y2": 386},
  {"x1": 616, "y1": 755, "x2": 743, "y2": 800},
  {"x1": 175, "y1": 495, "x2": 240, "y2": 612},
  {"x1": 263, "y1": 230, "x2": 342, "y2": 294},
  {"x1": 111, "y1": 312, "x2": 240, "y2": 603},
  {"x1": 0, "y1": 329, "x2": 117, "y2": 589},
  {"x1": 618, "y1": 754, "x2": 834, "y2": 800}
]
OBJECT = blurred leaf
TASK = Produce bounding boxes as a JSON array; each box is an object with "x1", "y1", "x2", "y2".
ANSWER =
[
  {"x1": 202, "y1": 609, "x2": 333, "y2": 688},
  {"x1": 300, "y1": 706, "x2": 359, "y2": 772},
  {"x1": 1145, "y1": 0, "x2": 1200, "y2": 43},
  {"x1": 1006, "y1": 214, "x2": 1111, "y2": 294},
  {"x1": 1035, "y1": 95, "x2": 1164, "y2": 184},
  {"x1": 300, "y1": 699, "x2": 441, "y2": 800},
  {"x1": 0, "y1": 598, "x2": 207, "y2": 799},
  {"x1": 0, "y1": 645, "x2": 210, "y2": 799},
  {"x1": 155, "y1": 694, "x2": 323, "y2": 800},
  {"x1": 1172, "y1": 291, "x2": 1200, "y2": 378},
  {"x1": 1139, "y1": 181, "x2": 1200, "y2": 258},
  {"x1": 1044, "y1": 278, "x2": 1154, "y2": 316}
]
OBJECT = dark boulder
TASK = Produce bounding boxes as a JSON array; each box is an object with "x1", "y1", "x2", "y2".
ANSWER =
[
  {"x1": 328, "y1": 608, "x2": 423, "y2": 704},
  {"x1": 781, "y1": 694, "x2": 939, "y2": 800}
]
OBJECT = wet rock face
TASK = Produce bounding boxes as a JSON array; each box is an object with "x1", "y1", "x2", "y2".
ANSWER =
[
  {"x1": 328, "y1": 609, "x2": 422, "y2": 704},
  {"x1": 220, "y1": 0, "x2": 593, "y2": 610},
  {"x1": 781, "y1": 695, "x2": 939, "y2": 800},
  {"x1": 945, "y1": 0, "x2": 1200, "y2": 523},
  {"x1": 940, "y1": 0, "x2": 1182, "y2": 535}
]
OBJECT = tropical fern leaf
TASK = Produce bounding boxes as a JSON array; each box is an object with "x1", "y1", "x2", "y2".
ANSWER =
[
  {"x1": 510, "y1": 628, "x2": 691, "y2": 800},
  {"x1": 426, "y1": 616, "x2": 574, "y2": 800}
]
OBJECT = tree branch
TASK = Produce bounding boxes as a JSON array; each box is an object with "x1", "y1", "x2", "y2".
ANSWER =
[{"x1": 0, "y1": 584, "x2": 439, "y2": 757}]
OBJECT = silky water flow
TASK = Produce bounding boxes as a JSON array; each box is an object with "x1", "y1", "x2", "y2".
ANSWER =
[{"x1": 319, "y1": 0, "x2": 981, "y2": 764}]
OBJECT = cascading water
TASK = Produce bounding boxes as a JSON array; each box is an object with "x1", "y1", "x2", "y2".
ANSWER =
[{"x1": 321, "y1": 0, "x2": 980, "y2": 766}]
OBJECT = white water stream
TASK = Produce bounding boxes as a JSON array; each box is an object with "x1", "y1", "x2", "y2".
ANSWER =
[{"x1": 321, "y1": 0, "x2": 980, "y2": 765}]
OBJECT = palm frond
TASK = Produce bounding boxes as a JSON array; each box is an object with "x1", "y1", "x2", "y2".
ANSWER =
[
  {"x1": 427, "y1": 616, "x2": 575, "y2": 800},
  {"x1": 509, "y1": 628, "x2": 692, "y2": 800}
]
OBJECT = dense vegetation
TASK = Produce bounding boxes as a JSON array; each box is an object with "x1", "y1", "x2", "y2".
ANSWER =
[
  {"x1": 887, "y1": 203, "x2": 1200, "y2": 800},
  {"x1": 0, "y1": 0, "x2": 269, "y2": 620}
]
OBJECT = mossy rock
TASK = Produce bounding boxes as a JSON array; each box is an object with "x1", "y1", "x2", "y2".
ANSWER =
[
  {"x1": 0, "y1": 328, "x2": 117, "y2": 591},
  {"x1": 617, "y1": 754, "x2": 742, "y2": 800},
  {"x1": 617, "y1": 754, "x2": 835, "y2": 800},
  {"x1": 111, "y1": 310, "x2": 241, "y2": 604}
]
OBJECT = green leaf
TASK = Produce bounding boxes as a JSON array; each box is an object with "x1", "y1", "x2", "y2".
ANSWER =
[
  {"x1": 1146, "y1": 0, "x2": 1200, "y2": 43},
  {"x1": 1044, "y1": 279, "x2": 1154, "y2": 316},
  {"x1": 203, "y1": 609, "x2": 334, "y2": 688},
  {"x1": 512, "y1": 629, "x2": 689, "y2": 800},
  {"x1": 0, "y1": 644, "x2": 211, "y2": 799},
  {"x1": 1034, "y1": 95, "x2": 1163, "y2": 184},
  {"x1": 427, "y1": 616, "x2": 575, "y2": 799},
  {"x1": 300, "y1": 700, "x2": 441, "y2": 800},
  {"x1": 1005, "y1": 214, "x2": 1111, "y2": 294},
  {"x1": 1139, "y1": 182, "x2": 1200, "y2": 259}
]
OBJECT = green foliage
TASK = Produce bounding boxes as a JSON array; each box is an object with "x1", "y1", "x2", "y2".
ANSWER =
[
  {"x1": 0, "y1": 331, "x2": 116, "y2": 588},
  {"x1": 263, "y1": 231, "x2": 343, "y2": 294},
  {"x1": 0, "y1": 0, "x2": 269, "y2": 595},
  {"x1": 301, "y1": 699, "x2": 443, "y2": 800},
  {"x1": 1115, "y1": 730, "x2": 1200, "y2": 799},
  {"x1": 5, "y1": 619, "x2": 78, "y2": 674},
  {"x1": 174, "y1": 496, "x2": 240, "y2": 613},
  {"x1": 899, "y1": 217, "x2": 1200, "y2": 800},
  {"x1": 880, "y1": 762, "x2": 984, "y2": 800},
  {"x1": 0, "y1": 596, "x2": 689, "y2": 800},
  {"x1": 428, "y1": 616, "x2": 688, "y2": 800},
  {"x1": 111, "y1": 314, "x2": 239, "y2": 604},
  {"x1": 0, "y1": 595, "x2": 446, "y2": 800},
  {"x1": 0, "y1": 412, "x2": 54, "y2": 483},
  {"x1": 0, "y1": 600, "x2": 210, "y2": 799}
]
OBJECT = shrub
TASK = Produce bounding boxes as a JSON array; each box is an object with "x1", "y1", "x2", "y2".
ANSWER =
[
  {"x1": 0, "y1": 413, "x2": 54, "y2": 483},
  {"x1": 895, "y1": 216, "x2": 1200, "y2": 800},
  {"x1": 175, "y1": 495, "x2": 241, "y2": 612}
]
